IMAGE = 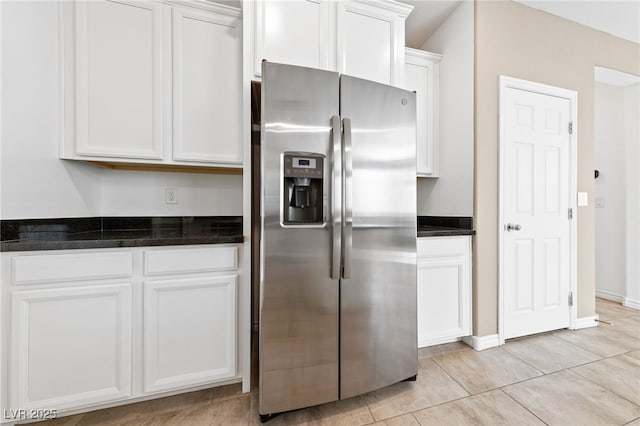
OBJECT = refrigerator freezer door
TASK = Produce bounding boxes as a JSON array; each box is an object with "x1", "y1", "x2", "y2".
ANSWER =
[
  {"x1": 339, "y1": 75, "x2": 418, "y2": 399},
  {"x1": 259, "y1": 62, "x2": 340, "y2": 415}
]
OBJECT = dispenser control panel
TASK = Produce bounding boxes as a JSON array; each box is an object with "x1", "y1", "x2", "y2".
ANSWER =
[
  {"x1": 284, "y1": 155, "x2": 323, "y2": 178},
  {"x1": 282, "y1": 153, "x2": 324, "y2": 225}
]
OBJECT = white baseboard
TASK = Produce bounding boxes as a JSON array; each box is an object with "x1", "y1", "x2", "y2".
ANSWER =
[
  {"x1": 573, "y1": 316, "x2": 599, "y2": 330},
  {"x1": 462, "y1": 334, "x2": 500, "y2": 351},
  {"x1": 623, "y1": 297, "x2": 640, "y2": 310},
  {"x1": 418, "y1": 335, "x2": 463, "y2": 348},
  {"x1": 595, "y1": 289, "x2": 624, "y2": 303}
]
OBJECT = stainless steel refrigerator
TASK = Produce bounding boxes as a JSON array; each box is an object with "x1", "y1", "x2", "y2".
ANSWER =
[{"x1": 257, "y1": 62, "x2": 417, "y2": 420}]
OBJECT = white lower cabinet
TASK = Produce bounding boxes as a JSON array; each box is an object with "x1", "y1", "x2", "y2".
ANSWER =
[
  {"x1": 1, "y1": 245, "x2": 241, "y2": 421},
  {"x1": 144, "y1": 275, "x2": 236, "y2": 392},
  {"x1": 10, "y1": 283, "x2": 133, "y2": 411},
  {"x1": 417, "y1": 236, "x2": 472, "y2": 347}
]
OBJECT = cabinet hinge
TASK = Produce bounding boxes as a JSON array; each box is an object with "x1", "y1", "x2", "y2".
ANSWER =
[
  {"x1": 568, "y1": 208, "x2": 573, "y2": 220},
  {"x1": 568, "y1": 291, "x2": 574, "y2": 307},
  {"x1": 568, "y1": 121, "x2": 573, "y2": 134}
]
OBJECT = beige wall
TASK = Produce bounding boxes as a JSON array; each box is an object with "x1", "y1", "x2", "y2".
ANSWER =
[{"x1": 473, "y1": 0, "x2": 640, "y2": 336}]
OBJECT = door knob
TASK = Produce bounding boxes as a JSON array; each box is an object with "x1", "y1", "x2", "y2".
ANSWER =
[{"x1": 506, "y1": 223, "x2": 522, "y2": 231}]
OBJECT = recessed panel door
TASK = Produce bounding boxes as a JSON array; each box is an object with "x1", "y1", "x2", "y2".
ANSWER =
[
  {"x1": 75, "y1": 0, "x2": 163, "y2": 159},
  {"x1": 172, "y1": 7, "x2": 242, "y2": 164},
  {"x1": 503, "y1": 87, "x2": 572, "y2": 339}
]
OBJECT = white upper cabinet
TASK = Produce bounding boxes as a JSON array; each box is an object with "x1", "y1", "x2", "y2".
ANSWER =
[
  {"x1": 337, "y1": 1, "x2": 409, "y2": 86},
  {"x1": 75, "y1": 0, "x2": 164, "y2": 160},
  {"x1": 254, "y1": 0, "x2": 331, "y2": 76},
  {"x1": 253, "y1": 0, "x2": 412, "y2": 87},
  {"x1": 172, "y1": 7, "x2": 242, "y2": 163},
  {"x1": 62, "y1": 0, "x2": 243, "y2": 168},
  {"x1": 405, "y1": 48, "x2": 441, "y2": 177}
]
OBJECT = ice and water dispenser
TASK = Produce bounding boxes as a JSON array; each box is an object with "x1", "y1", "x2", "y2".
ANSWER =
[{"x1": 282, "y1": 153, "x2": 324, "y2": 225}]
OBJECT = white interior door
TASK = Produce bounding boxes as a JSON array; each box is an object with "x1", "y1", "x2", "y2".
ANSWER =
[{"x1": 501, "y1": 78, "x2": 575, "y2": 340}]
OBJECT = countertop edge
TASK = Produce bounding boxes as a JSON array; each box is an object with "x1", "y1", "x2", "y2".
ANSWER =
[
  {"x1": 417, "y1": 229, "x2": 476, "y2": 237},
  {"x1": 0, "y1": 235, "x2": 245, "y2": 252}
]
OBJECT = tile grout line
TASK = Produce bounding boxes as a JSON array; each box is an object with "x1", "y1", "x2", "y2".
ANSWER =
[
  {"x1": 501, "y1": 335, "x2": 610, "y2": 375},
  {"x1": 363, "y1": 395, "x2": 376, "y2": 424},
  {"x1": 568, "y1": 362, "x2": 640, "y2": 409},
  {"x1": 406, "y1": 386, "x2": 551, "y2": 424},
  {"x1": 622, "y1": 416, "x2": 640, "y2": 426},
  {"x1": 547, "y1": 330, "x2": 638, "y2": 361},
  {"x1": 546, "y1": 332, "x2": 609, "y2": 359},
  {"x1": 402, "y1": 389, "x2": 492, "y2": 421},
  {"x1": 429, "y1": 354, "x2": 474, "y2": 396},
  {"x1": 498, "y1": 387, "x2": 550, "y2": 426},
  {"x1": 568, "y1": 368, "x2": 640, "y2": 408}
]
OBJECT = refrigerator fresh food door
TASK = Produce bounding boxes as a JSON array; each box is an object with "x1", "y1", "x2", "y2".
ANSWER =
[
  {"x1": 259, "y1": 62, "x2": 341, "y2": 415},
  {"x1": 339, "y1": 75, "x2": 418, "y2": 399}
]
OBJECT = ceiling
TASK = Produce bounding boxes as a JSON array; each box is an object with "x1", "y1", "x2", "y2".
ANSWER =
[
  {"x1": 402, "y1": 0, "x2": 462, "y2": 48},
  {"x1": 402, "y1": 0, "x2": 640, "y2": 49}
]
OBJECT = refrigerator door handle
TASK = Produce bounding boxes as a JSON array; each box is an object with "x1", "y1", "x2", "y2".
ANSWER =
[
  {"x1": 342, "y1": 117, "x2": 353, "y2": 279},
  {"x1": 331, "y1": 115, "x2": 342, "y2": 279}
]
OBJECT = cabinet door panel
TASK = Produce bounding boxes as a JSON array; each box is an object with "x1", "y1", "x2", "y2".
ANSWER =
[
  {"x1": 172, "y1": 8, "x2": 242, "y2": 163},
  {"x1": 144, "y1": 275, "x2": 237, "y2": 392},
  {"x1": 418, "y1": 259, "x2": 464, "y2": 342},
  {"x1": 405, "y1": 49, "x2": 440, "y2": 177},
  {"x1": 337, "y1": 3, "x2": 393, "y2": 85},
  {"x1": 405, "y1": 61, "x2": 428, "y2": 175},
  {"x1": 75, "y1": 0, "x2": 163, "y2": 159},
  {"x1": 417, "y1": 236, "x2": 471, "y2": 347},
  {"x1": 11, "y1": 284, "x2": 132, "y2": 410},
  {"x1": 255, "y1": 0, "x2": 329, "y2": 76}
]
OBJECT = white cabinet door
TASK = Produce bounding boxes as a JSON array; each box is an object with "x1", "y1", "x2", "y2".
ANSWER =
[
  {"x1": 144, "y1": 275, "x2": 237, "y2": 393},
  {"x1": 405, "y1": 48, "x2": 441, "y2": 177},
  {"x1": 172, "y1": 7, "x2": 242, "y2": 164},
  {"x1": 337, "y1": 1, "x2": 409, "y2": 86},
  {"x1": 75, "y1": 0, "x2": 163, "y2": 159},
  {"x1": 417, "y1": 237, "x2": 471, "y2": 347},
  {"x1": 10, "y1": 283, "x2": 132, "y2": 411},
  {"x1": 254, "y1": 0, "x2": 331, "y2": 77}
]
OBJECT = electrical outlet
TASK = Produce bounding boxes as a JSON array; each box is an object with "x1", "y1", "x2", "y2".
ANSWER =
[{"x1": 165, "y1": 187, "x2": 178, "y2": 205}]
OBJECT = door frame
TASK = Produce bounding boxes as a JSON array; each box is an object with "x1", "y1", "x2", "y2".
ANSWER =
[{"x1": 498, "y1": 75, "x2": 578, "y2": 345}]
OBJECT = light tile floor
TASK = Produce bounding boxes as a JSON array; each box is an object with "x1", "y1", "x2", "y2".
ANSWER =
[{"x1": 46, "y1": 298, "x2": 640, "y2": 425}]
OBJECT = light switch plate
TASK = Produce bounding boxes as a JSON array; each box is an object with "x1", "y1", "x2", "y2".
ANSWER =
[
  {"x1": 595, "y1": 197, "x2": 604, "y2": 208},
  {"x1": 577, "y1": 192, "x2": 588, "y2": 207}
]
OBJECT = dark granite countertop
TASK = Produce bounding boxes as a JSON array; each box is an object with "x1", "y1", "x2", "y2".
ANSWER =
[
  {"x1": 1, "y1": 216, "x2": 243, "y2": 252},
  {"x1": 2, "y1": 215, "x2": 473, "y2": 251},
  {"x1": 417, "y1": 216, "x2": 475, "y2": 237}
]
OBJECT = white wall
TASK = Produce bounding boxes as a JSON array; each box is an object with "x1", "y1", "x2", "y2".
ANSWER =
[
  {"x1": 1, "y1": 1, "x2": 102, "y2": 219},
  {"x1": 1, "y1": 2, "x2": 243, "y2": 220},
  {"x1": 417, "y1": 1, "x2": 473, "y2": 217},
  {"x1": 624, "y1": 84, "x2": 640, "y2": 307},
  {"x1": 594, "y1": 83, "x2": 627, "y2": 301},
  {"x1": 100, "y1": 171, "x2": 242, "y2": 217}
]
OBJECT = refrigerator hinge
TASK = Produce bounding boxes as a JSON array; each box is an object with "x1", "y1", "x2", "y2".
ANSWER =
[
  {"x1": 568, "y1": 291, "x2": 574, "y2": 307},
  {"x1": 568, "y1": 121, "x2": 573, "y2": 134},
  {"x1": 568, "y1": 208, "x2": 573, "y2": 220}
]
